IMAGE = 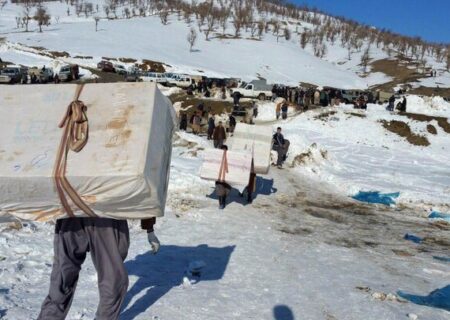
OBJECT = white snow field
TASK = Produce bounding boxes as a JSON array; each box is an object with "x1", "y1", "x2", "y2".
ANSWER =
[
  {"x1": 1, "y1": 96, "x2": 450, "y2": 319},
  {"x1": 2, "y1": 0, "x2": 449, "y2": 89},
  {"x1": 0, "y1": 137, "x2": 449, "y2": 320}
]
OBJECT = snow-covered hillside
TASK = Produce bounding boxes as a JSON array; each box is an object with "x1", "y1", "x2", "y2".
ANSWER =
[{"x1": 0, "y1": 0, "x2": 449, "y2": 89}]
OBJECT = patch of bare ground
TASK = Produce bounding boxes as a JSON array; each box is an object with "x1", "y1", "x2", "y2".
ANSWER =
[
  {"x1": 118, "y1": 57, "x2": 137, "y2": 63},
  {"x1": 73, "y1": 55, "x2": 93, "y2": 59},
  {"x1": 314, "y1": 110, "x2": 337, "y2": 120},
  {"x1": 138, "y1": 59, "x2": 166, "y2": 72},
  {"x1": 399, "y1": 112, "x2": 450, "y2": 133},
  {"x1": 427, "y1": 124, "x2": 437, "y2": 135},
  {"x1": 49, "y1": 51, "x2": 70, "y2": 58},
  {"x1": 214, "y1": 33, "x2": 240, "y2": 39},
  {"x1": 380, "y1": 120, "x2": 430, "y2": 146},
  {"x1": 409, "y1": 85, "x2": 450, "y2": 98},
  {"x1": 271, "y1": 176, "x2": 450, "y2": 256},
  {"x1": 346, "y1": 112, "x2": 366, "y2": 118}
]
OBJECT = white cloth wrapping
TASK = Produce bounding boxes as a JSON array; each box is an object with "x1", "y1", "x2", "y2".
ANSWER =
[
  {"x1": 199, "y1": 148, "x2": 252, "y2": 186},
  {"x1": 227, "y1": 123, "x2": 273, "y2": 174},
  {"x1": 0, "y1": 82, "x2": 175, "y2": 221}
]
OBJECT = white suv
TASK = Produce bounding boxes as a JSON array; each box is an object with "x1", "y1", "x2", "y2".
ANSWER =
[{"x1": 139, "y1": 72, "x2": 167, "y2": 84}]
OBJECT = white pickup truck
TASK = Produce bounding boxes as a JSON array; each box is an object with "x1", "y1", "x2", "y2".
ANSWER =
[{"x1": 232, "y1": 79, "x2": 273, "y2": 100}]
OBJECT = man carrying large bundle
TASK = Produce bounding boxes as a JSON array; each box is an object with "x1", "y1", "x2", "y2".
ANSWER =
[
  {"x1": 215, "y1": 145, "x2": 232, "y2": 209},
  {"x1": 0, "y1": 82, "x2": 175, "y2": 320},
  {"x1": 272, "y1": 127, "x2": 288, "y2": 169}
]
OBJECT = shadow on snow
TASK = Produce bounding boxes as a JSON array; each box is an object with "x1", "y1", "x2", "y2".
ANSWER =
[
  {"x1": 397, "y1": 285, "x2": 450, "y2": 312},
  {"x1": 121, "y1": 244, "x2": 235, "y2": 319},
  {"x1": 207, "y1": 176, "x2": 277, "y2": 206},
  {"x1": 273, "y1": 305, "x2": 295, "y2": 319}
]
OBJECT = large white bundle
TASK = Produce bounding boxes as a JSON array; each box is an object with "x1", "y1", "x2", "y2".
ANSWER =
[
  {"x1": 199, "y1": 148, "x2": 252, "y2": 186},
  {"x1": 228, "y1": 123, "x2": 273, "y2": 174},
  {"x1": 0, "y1": 82, "x2": 175, "y2": 221}
]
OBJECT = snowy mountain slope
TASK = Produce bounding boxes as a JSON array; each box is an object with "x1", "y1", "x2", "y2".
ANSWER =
[{"x1": 1, "y1": 0, "x2": 448, "y2": 89}]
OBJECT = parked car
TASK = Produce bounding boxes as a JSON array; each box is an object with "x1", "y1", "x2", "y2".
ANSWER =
[
  {"x1": 58, "y1": 64, "x2": 80, "y2": 81},
  {"x1": 28, "y1": 67, "x2": 54, "y2": 83},
  {"x1": 340, "y1": 89, "x2": 371, "y2": 104},
  {"x1": 139, "y1": 72, "x2": 168, "y2": 84},
  {"x1": 97, "y1": 60, "x2": 115, "y2": 72},
  {"x1": 164, "y1": 72, "x2": 180, "y2": 81},
  {"x1": 232, "y1": 79, "x2": 273, "y2": 100},
  {"x1": 0, "y1": 66, "x2": 28, "y2": 84},
  {"x1": 114, "y1": 64, "x2": 127, "y2": 75},
  {"x1": 167, "y1": 74, "x2": 195, "y2": 88},
  {"x1": 125, "y1": 69, "x2": 141, "y2": 82}
]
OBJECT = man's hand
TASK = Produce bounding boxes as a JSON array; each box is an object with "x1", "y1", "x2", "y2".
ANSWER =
[{"x1": 147, "y1": 231, "x2": 160, "y2": 254}]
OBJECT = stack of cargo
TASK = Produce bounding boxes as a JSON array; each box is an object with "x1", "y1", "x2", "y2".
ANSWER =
[
  {"x1": 227, "y1": 123, "x2": 273, "y2": 174},
  {"x1": 0, "y1": 82, "x2": 175, "y2": 221}
]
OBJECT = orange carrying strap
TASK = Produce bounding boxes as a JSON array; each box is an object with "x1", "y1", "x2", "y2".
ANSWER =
[
  {"x1": 53, "y1": 84, "x2": 97, "y2": 217},
  {"x1": 217, "y1": 150, "x2": 229, "y2": 182}
]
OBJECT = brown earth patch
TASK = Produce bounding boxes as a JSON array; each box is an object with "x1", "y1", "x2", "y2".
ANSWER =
[
  {"x1": 427, "y1": 124, "x2": 437, "y2": 135},
  {"x1": 314, "y1": 110, "x2": 337, "y2": 120},
  {"x1": 347, "y1": 112, "x2": 366, "y2": 118},
  {"x1": 49, "y1": 50, "x2": 70, "y2": 58},
  {"x1": 409, "y1": 85, "x2": 450, "y2": 98},
  {"x1": 392, "y1": 249, "x2": 414, "y2": 257},
  {"x1": 119, "y1": 57, "x2": 137, "y2": 63},
  {"x1": 370, "y1": 56, "x2": 427, "y2": 92},
  {"x1": 380, "y1": 120, "x2": 430, "y2": 146},
  {"x1": 73, "y1": 55, "x2": 93, "y2": 59},
  {"x1": 400, "y1": 112, "x2": 450, "y2": 133},
  {"x1": 138, "y1": 59, "x2": 166, "y2": 73}
]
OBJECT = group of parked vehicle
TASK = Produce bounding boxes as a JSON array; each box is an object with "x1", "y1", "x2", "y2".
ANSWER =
[
  {"x1": 0, "y1": 64, "x2": 80, "y2": 84},
  {"x1": 1, "y1": 59, "x2": 408, "y2": 106}
]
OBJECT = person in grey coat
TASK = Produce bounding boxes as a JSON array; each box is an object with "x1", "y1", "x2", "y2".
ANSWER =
[{"x1": 37, "y1": 217, "x2": 159, "y2": 320}]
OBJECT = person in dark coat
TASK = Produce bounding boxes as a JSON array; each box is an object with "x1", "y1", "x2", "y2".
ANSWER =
[
  {"x1": 229, "y1": 114, "x2": 236, "y2": 135},
  {"x1": 232, "y1": 91, "x2": 242, "y2": 106},
  {"x1": 221, "y1": 86, "x2": 226, "y2": 99},
  {"x1": 213, "y1": 121, "x2": 227, "y2": 148},
  {"x1": 281, "y1": 102, "x2": 288, "y2": 119},
  {"x1": 180, "y1": 113, "x2": 188, "y2": 131},
  {"x1": 207, "y1": 114, "x2": 215, "y2": 140},
  {"x1": 186, "y1": 84, "x2": 193, "y2": 95},
  {"x1": 398, "y1": 96, "x2": 407, "y2": 112},
  {"x1": 215, "y1": 145, "x2": 232, "y2": 209},
  {"x1": 272, "y1": 127, "x2": 286, "y2": 169},
  {"x1": 252, "y1": 101, "x2": 258, "y2": 118},
  {"x1": 387, "y1": 95, "x2": 395, "y2": 111}
]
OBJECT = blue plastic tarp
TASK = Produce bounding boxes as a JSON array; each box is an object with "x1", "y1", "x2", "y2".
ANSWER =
[
  {"x1": 428, "y1": 211, "x2": 450, "y2": 222},
  {"x1": 352, "y1": 191, "x2": 400, "y2": 206},
  {"x1": 404, "y1": 233, "x2": 422, "y2": 244}
]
